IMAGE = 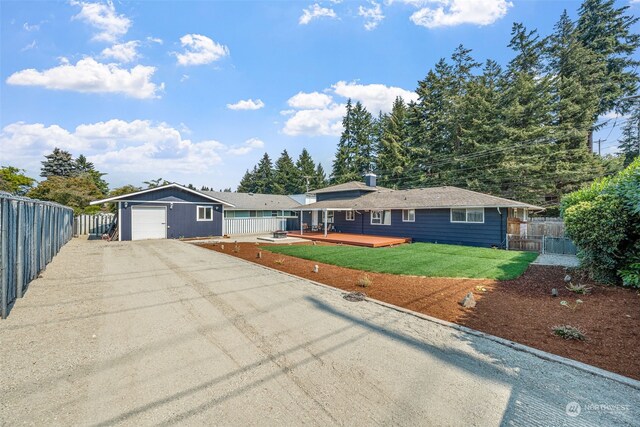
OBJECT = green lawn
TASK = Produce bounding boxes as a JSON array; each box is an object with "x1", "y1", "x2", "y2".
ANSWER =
[{"x1": 264, "y1": 242, "x2": 539, "y2": 280}]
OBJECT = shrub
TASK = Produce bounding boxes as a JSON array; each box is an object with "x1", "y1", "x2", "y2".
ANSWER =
[
  {"x1": 560, "y1": 299, "x2": 583, "y2": 310},
  {"x1": 565, "y1": 283, "x2": 592, "y2": 295},
  {"x1": 561, "y1": 158, "x2": 640, "y2": 286},
  {"x1": 274, "y1": 258, "x2": 285, "y2": 265},
  {"x1": 357, "y1": 275, "x2": 372, "y2": 288},
  {"x1": 552, "y1": 325, "x2": 586, "y2": 341}
]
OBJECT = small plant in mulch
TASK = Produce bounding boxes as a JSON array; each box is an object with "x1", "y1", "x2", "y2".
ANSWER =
[
  {"x1": 552, "y1": 325, "x2": 586, "y2": 341},
  {"x1": 233, "y1": 244, "x2": 240, "y2": 253},
  {"x1": 560, "y1": 299, "x2": 583, "y2": 311},
  {"x1": 565, "y1": 283, "x2": 592, "y2": 295},
  {"x1": 357, "y1": 274, "x2": 372, "y2": 288},
  {"x1": 274, "y1": 258, "x2": 286, "y2": 265}
]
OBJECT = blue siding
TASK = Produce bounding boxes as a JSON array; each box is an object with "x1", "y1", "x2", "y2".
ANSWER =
[
  {"x1": 332, "y1": 208, "x2": 507, "y2": 248},
  {"x1": 119, "y1": 188, "x2": 223, "y2": 240},
  {"x1": 316, "y1": 190, "x2": 372, "y2": 202}
]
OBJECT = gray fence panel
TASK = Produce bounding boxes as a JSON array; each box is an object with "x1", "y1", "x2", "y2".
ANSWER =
[
  {"x1": 0, "y1": 192, "x2": 74, "y2": 319},
  {"x1": 74, "y1": 213, "x2": 115, "y2": 236},
  {"x1": 543, "y1": 236, "x2": 578, "y2": 255}
]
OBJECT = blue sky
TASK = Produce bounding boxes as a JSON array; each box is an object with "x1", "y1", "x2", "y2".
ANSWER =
[{"x1": 1, "y1": 0, "x2": 637, "y2": 190}]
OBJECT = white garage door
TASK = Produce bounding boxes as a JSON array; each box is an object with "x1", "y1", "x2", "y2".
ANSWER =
[{"x1": 131, "y1": 207, "x2": 166, "y2": 240}]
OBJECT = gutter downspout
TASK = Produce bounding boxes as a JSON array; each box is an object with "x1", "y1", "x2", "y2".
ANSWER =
[{"x1": 497, "y1": 207, "x2": 504, "y2": 249}]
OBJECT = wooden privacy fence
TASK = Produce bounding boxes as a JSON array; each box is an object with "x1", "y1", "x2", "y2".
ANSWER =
[
  {"x1": 0, "y1": 192, "x2": 74, "y2": 318},
  {"x1": 74, "y1": 213, "x2": 115, "y2": 236},
  {"x1": 506, "y1": 218, "x2": 577, "y2": 255}
]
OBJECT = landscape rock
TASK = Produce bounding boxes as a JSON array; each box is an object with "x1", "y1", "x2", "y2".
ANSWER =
[
  {"x1": 551, "y1": 288, "x2": 558, "y2": 297},
  {"x1": 564, "y1": 274, "x2": 572, "y2": 283},
  {"x1": 459, "y1": 292, "x2": 476, "y2": 308}
]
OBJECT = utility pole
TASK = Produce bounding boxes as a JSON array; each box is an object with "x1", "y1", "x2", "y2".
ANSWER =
[
  {"x1": 302, "y1": 175, "x2": 311, "y2": 193},
  {"x1": 598, "y1": 139, "x2": 601, "y2": 156}
]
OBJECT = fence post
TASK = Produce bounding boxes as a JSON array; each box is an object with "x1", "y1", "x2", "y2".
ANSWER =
[
  {"x1": 1, "y1": 198, "x2": 9, "y2": 319},
  {"x1": 16, "y1": 201, "x2": 24, "y2": 298}
]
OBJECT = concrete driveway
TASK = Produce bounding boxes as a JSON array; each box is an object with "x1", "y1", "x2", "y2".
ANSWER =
[{"x1": 1, "y1": 238, "x2": 638, "y2": 426}]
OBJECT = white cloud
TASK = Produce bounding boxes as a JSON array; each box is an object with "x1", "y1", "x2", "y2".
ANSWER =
[
  {"x1": 21, "y1": 41, "x2": 37, "y2": 52},
  {"x1": 227, "y1": 98, "x2": 265, "y2": 110},
  {"x1": 71, "y1": 0, "x2": 131, "y2": 42},
  {"x1": 146, "y1": 36, "x2": 163, "y2": 44},
  {"x1": 23, "y1": 22, "x2": 40, "y2": 31},
  {"x1": 227, "y1": 138, "x2": 265, "y2": 155},
  {"x1": 174, "y1": 34, "x2": 229, "y2": 66},
  {"x1": 410, "y1": 0, "x2": 512, "y2": 28},
  {"x1": 283, "y1": 104, "x2": 345, "y2": 136},
  {"x1": 287, "y1": 91, "x2": 333, "y2": 109},
  {"x1": 359, "y1": 2, "x2": 385, "y2": 30},
  {"x1": 0, "y1": 119, "x2": 226, "y2": 177},
  {"x1": 332, "y1": 80, "x2": 418, "y2": 114},
  {"x1": 299, "y1": 3, "x2": 337, "y2": 25},
  {"x1": 282, "y1": 81, "x2": 417, "y2": 136},
  {"x1": 180, "y1": 74, "x2": 190, "y2": 82},
  {"x1": 101, "y1": 41, "x2": 139, "y2": 63},
  {"x1": 6, "y1": 57, "x2": 163, "y2": 99}
]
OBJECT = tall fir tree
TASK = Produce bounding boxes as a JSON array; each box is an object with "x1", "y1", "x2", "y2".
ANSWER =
[
  {"x1": 377, "y1": 97, "x2": 410, "y2": 188},
  {"x1": 331, "y1": 100, "x2": 376, "y2": 183},
  {"x1": 237, "y1": 167, "x2": 258, "y2": 193},
  {"x1": 577, "y1": 0, "x2": 640, "y2": 119},
  {"x1": 272, "y1": 150, "x2": 300, "y2": 194},
  {"x1": 619, "y1": 105, "x2": 640, "y2": 166},
  {"x1": 253, "y1": 153, "x2": 274, "y2": 194},
  {"x1": 296, "y1": 148, "x2": 317, "y2": 192}
]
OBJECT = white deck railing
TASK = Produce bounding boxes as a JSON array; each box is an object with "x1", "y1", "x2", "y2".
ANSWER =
[{"x1": 224, "y1": 217, "x2": 289, "y2": 235}]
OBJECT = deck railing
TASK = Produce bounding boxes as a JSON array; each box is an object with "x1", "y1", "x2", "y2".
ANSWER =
[{"x1": 224, "y1": 217, "x2": 290, "y2": 235}]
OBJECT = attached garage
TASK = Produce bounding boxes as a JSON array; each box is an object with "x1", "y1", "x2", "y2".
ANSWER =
[
  {"x1": 131, "y1": 206, "x2": 167, "y2": 240},
  {"x1": 90, "y1": 184, "x2": 232, "y2": 241}
]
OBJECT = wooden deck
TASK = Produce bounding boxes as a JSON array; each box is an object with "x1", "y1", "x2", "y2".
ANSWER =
[{"x1": 287, "y1": 231, "x2": 411, "y2": 248}]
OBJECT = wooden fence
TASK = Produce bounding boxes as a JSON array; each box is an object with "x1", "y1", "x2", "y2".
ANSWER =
[
  {"x1": 1, "y1": 192, "x2": 74, "y2": 318},
  {"x1": 506, "y1": 218, "x2": 576, "y2": 255},
  {"x1": 74, "y1": 213, "x2": 115, "y2": 236}
]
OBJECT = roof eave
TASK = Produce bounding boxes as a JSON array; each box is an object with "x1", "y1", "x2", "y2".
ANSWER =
[{"x1": 90, "y1": 183, "x2": 235, "y2": 207}]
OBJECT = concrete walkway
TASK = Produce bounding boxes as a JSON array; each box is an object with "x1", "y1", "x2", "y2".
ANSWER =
[{"x1": 1, "y1": 238, "x2": 637, "y2": 426}]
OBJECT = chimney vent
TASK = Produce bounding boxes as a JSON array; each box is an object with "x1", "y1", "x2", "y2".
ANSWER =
[{"x1": 364, "y1": 172, "x2": 376, "y2": 188}]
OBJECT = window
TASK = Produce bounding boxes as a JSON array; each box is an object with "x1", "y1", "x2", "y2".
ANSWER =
[
  {"x1": 371, "y1": 210, "x2": 391, "y2": 225},
  {"x1": 402, "y1": 209, "x2": 415, "y2": 222},
  {"x1": 197, "y1": 206, "x2": 213, "y2": 221},
  {"x1": 321, "y1": 210, "x2": 334, "y2": 223},
  {"x1": 345, "y1": 211, "x2": 355, "y2": 221},
  {"x1": 450, "y1": 208, "x2": 484, "y2": 223}
]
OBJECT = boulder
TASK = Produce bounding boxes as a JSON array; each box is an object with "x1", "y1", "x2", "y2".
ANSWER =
[{"x1": 460, "y1": 292, "x2": 476, "y2": 308}]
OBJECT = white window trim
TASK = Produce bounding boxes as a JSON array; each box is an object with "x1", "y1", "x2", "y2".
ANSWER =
[
  {"x1": 402, "y1": 209, "x2": 415, "y2": 222},
  {"x1": 450, "y1": 208, "x2": 485, "y2": 224},
  {"x1": 197, "y1": 205, "x2": 214, "y2": 222},
  {"x1": 345, "y1": 211, "x2": 355, "y2": 221},
  {"x1": 370, "y1": 210, "x2": 391, "y2": 226}
]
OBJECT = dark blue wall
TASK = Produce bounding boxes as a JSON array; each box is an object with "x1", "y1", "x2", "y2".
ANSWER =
[
  {"x1": 119, "y1": 188, "x2": 223, "y2": 240},
  {"x1": 316, "y1": 190, "x2": 372, "y2": 202},
  {"x1": 331, "y1": 208, "x2": 507, "y2": 248}
]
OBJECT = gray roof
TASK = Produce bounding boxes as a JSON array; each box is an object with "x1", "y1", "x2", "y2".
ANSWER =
[
  {"x1": 299, "y1": 186, "x2": 544, "y2": 211},
  {"x1": 310, "y1": 181, "x2": 384, "y2": 194},
  {"x1": 202, "y1": 191, "x2": 301, "y2": 210}
]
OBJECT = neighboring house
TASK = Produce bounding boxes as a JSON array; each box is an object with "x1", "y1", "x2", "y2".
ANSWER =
[
  {"x1": 90, "y1": 184, "x2": 304, "y2": 241},
  {"x1": 298, "y1": 173, "x2": 543, "y2": 248}
]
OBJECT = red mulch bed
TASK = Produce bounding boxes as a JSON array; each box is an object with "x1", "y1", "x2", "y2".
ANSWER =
[{"x1": 198, "y1": 241, "x2": 640, "y2": 380}]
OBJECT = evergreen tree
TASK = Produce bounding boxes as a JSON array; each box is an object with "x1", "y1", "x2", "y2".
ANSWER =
[
  {"x1": 332, "y1": 100, "x2": 375, "y2": 183},
  {"x1": 577, "y1": 0, "x2": 640, "y2": 119},
  {"x1": 237, "y1": 167, "x2": 257, "y2": 193},
  {"x1": 377, "y1": 97, "x2": 410, "y2": 188},
  {"x1": 619, "y1": 105, "x2": 640, "y2": 166},
  {"x1": 253, "y1": 153, "x2": 274, "y2": 193},
  {"x1": 296, "y1": 148, "x2": 317, "y2": 192},
  {"x1": 314, "y1": 163, "x2": 327, "y2": 189},
  {"x1": 272, "y1": 149, "x2": 300, "y2": 194},
  {"x1": 41, "y1": 148, "x2": 76, "y2": 178},
  {"x1": 75, "y1": 154, "x2": 108, "y2": 195},
  {"x1": 144, "y1": 178, "x2": 170, "y2": 188}
]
